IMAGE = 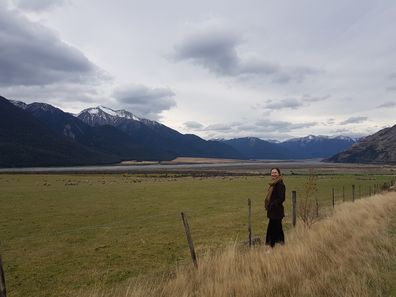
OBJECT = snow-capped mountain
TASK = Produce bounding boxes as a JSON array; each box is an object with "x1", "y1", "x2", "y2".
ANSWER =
[
  {"x1": 9, "y1": 99, "x2": 28, "y2": 109},
  {"x1": 285, "y1": 135, "x2": 355, "y2": 144},
  {"x1": 77, "y1": 106, "x2": 140, "y2": 125},
  {"x1": 266, "y1": 139, "x2": 281, "y2": 144},
  {"x1": 77, "y1": 106, "x2": 163, "y2": 130}
]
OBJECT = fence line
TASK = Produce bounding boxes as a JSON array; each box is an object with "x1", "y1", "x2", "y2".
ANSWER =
[{"x1": 290, "y1": 180, "x2": 394, "y2": 228}]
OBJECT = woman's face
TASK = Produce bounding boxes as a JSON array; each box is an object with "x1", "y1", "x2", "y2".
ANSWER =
[{"x1": 271, "y1": 169, "x2": 280, "y2": 180}]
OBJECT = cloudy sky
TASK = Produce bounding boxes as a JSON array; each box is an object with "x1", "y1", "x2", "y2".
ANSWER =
[{"x1": 1, "y1": 0, "x2": 395, "y2": 140}]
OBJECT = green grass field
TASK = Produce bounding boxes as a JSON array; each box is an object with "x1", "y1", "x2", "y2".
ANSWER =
[{"x1": 0, "y1": 172, "x2": 393, "y2": 297}]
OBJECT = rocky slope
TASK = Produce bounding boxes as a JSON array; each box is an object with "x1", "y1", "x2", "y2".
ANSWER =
[{"x1": 325, "y1": 124, "x2": 396, "y2": 164}]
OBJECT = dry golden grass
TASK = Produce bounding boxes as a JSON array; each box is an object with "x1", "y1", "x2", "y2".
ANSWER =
[{"x1": 83, "y1": 192, "x2": 396, "y2": 297}]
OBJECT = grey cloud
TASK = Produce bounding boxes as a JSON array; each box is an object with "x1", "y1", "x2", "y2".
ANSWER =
[
  {"x1": 326, "y1": 118, "x2": 336, "y2": 125},
  {"x1": 0, "y1": 83, "x2": 109, "y2": 111},
  {"x1": 332, "y1": 130, "x2": 367, "y2": 139},
  {"x1": 231, "y1": 123, "x2": 256, "y2": 131},
  {"x1": 238, "y1": 59, "x2": 280, "y2": 77},
  {"x1": 377, "y1": 101, "x2": 396, "y2": 108},
  {"x1": 205, "y1": 123, "x2": 234, "y2": 132},
  {"x1": 389, "y1": 73, "x2": 396, "y2": 79},
  {"x1": 0, "y1": 8, "x2": 103, "y2": 86},
  {"x1": 184, "y1": 121, "x2": 204, "y2": 130},
  {"x1": 334, "y1": 128, "x2": 348, "y2": 133},
  {"x1": 302, "y1": 94, "x2": 330, "y2": 102},
  {"x1": 386, "y1": 73, "x2": 396, "y2": 91},
  {"x1": 203, "y1": 122, "x2": 252, "y2": 133},
  {"x1": 340, "y1": 116, "x2": 368, "y2": 125},
  {"x1": 269, "y1": 66, "x2": 319, "y2": 84},
  {"x1": 263, "y1": 98, "x2": 303, "y2": 110},
  {"x1": 201, "y1": 119, "x2": 317, "y2": 137},
  {"x1": 255, "y1": 119, "x2": 318, "y2": 132},
  {"x1": 11, "y1": 0, "x2": 67, "y2": 12},
  {"x1": 113, "y1": 84, "x2": 176, "y2": 120},
  {"x1": 173, "y1": 29, "x2": 240, "y2": 76},
  {"x1": 259, "y1": 94, "x2": 330, "y2": 111},
  {"x1": 173, "y1": 25, "x2": 318, "y2": 83}
]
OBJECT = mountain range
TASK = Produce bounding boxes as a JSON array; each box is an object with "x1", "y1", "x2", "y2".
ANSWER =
[
  {"x1": 0, "y1": 96, "x2": 242, "y2": 167},
  {"x1": 220, "y1": 135, "x2": 356, "y2": 160},
  {"x1": 2, "y1": 95, "x2": 392, "y2": 167}
]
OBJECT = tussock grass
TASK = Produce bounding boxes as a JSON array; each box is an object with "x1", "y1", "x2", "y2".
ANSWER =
[{"x1": 87, "y1": 192, "x2": 396, "y2": 297}]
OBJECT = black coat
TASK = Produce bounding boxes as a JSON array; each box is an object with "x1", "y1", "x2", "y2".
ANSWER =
[{"x1": 267, "y1": 180, "x2": 286, "y2": 219}]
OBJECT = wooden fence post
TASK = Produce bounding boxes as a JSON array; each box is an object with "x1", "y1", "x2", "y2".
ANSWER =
[
  {"x1": 352, "y1": 184, "x2": 355, "y2": 202},
  {"x1": 369, "y1": 185, "x2": 372, "y2": 196},
  {"x1": 292, "y1": 191, "x2": 297, "y2": 227},
  {"x1": 247, "y1": 198, "x2": 252, "y2": 247},
  {"x1": 0, "y1": 255, "x2": 6, "y2": 297},
  {"x1": 342, "y1": 186, "x2": 345, "y2": 202},
  {"x1": 332, "y1": 188, "x2": 335, "y2": 208},
  {"x1": 181, "y1": 212, "x2": 198, "y2": 269},
  {"x1": 358, "y1": 185, "x2": 361, "y2": 199}
]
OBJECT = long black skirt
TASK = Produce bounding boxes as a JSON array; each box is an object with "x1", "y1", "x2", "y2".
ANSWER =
[{"x1": 265, "y1": 219, "x2": 285, "y2": 247}]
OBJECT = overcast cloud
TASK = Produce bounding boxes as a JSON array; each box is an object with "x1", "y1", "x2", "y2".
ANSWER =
[
  {"x1": 262, "y1": 98, "x2": 304, "y2": 110},
  {"x1": 113, "y1": 84, "x2": 176, "y2": 120},
  {"x1": 172, "y1": 22, "x2": 318, "y2": 83},
  {"x1": 340, "y1": 116, "x2": 368, "y2": 125},
  {"x1": 10, "y1": 0, "x2": 67, "y2": 12},
  {"x1": 184, "y1": 121, "x2": 204, "y2": 130},
  {"x1": 0, "y1": 0, "x2": 395, "y2": 140},
  {"x1": 0, "y1": 7, "x2": 101, "y2": 86},
  {"x1": 377, "y1": 101, "x2": 396, "y2": 108}
]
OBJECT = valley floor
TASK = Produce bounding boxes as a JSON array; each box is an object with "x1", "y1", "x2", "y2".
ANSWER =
[{"x1": 0, "y1": 173, "x2": 395, "y2": 297}]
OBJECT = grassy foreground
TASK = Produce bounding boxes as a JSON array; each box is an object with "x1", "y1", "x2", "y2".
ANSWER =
[
  {"x1": 85, "y1": 192, "x2": 396, "y2": 297},
  {"x1": 0, "y1": 173, "x2": 393, "y2": 297}
]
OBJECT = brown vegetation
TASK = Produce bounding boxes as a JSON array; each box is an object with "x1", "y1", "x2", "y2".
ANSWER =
[
  {"x1": 298, "y1": 169, "x2": 320, "y2": 226},
  {"x1": 83, "y1": 192, "x2": 396, "y2": 297}
]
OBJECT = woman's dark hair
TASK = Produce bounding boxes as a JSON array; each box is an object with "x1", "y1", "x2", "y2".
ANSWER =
[{"x1": 270, "y1": 167, "x2": 281, "y2": 175}]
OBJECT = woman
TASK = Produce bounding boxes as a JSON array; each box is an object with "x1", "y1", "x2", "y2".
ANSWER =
[{"x1": 264, "y1": 168, "x2": 286, "y2": 247}]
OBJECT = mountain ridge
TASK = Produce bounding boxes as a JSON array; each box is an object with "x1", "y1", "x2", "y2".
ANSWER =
[
  {"x1": 0, "y1": 96, "x2": 121, "y2": 167},
  {"x1": 221, "y1": 135, "x2": 356, "y2": 159},
  {"x1": 77, "y1": 104, "x2": 242, "y2": 159},
  {"x1": 324, "y1": 124, "x2": 396, "y2": 164}
]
